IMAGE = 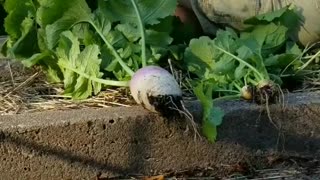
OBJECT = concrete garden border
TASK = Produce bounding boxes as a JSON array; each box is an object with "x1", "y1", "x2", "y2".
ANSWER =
[
  {"x1": 0, "y1": 92, "x2": 319, "y2": 179},
  {"x1": 0, "y1": 20, "x2": 319, "y2": 177}
]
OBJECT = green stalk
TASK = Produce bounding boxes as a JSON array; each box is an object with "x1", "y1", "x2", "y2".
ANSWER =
[
  {"x1": 89, "y1": 22, "x2": 135, "y2": 76},
  {"x1": 212, "y1": 44, "x2": 265, "y2": 81},
  {"x1": 297, "y1": 49, "x2": 320, "y2": 72},
  {"x1": 130, "y1": 0, "x2": 147, "y2": 67},
  {"x1": 59, "y1": 63, "x2": 130, "y2": 87},
  {"x1": 231, "y1": 82, "x2": 242, "y2": 92},
  {"x1": 247, "y1": 77, "x2": 259, "y2": 85}
]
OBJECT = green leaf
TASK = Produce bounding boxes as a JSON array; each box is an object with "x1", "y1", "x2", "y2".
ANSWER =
[
  {"x1": 21, "y1": 51, "x2": 51, "y2": 67},
  {"x1": 45, "y1": 0, "x2": 92, "y2": 49},
  {"x1": 56, "y1": 31, "x2": 103, "y2": 99},
  {"x1": 145, "y1": 29, "x2": 173, "y2": 47},
  {"x1": 264, "y1": 53, "x2": 302, "y2": 76},
  {"x1": 73, "y1": 45, "x2": 103, "y2": 98},
  {"x1": 41, "y1": 57, "x2": 63, "y2": 83},
  {"x1": 234, "y1": 63, "x2": 247, "y2": 80},
  {"x1": 4, "y1": 0, "x2": 36, "y2": 40},
  {"x1": 202, "y1": 121, "x2": 217, "y2": 143},
  {"x1": 184, "y1": 30, "x2": 241, "y2": 79},
  {"x1": 149, "y1": 16, "x2": 174, "y2": 33},
  {"x1": 3, "y1": 0, "x2": 39, "y2": 58},
  {"x1": 6, "y1": 15, "x2": 39, "y2": 58},
  {"x1": 241, "y1": 23, "x2": 288, "y2": 53},
  {"x1": 210, "y1": 29, "x2": 239, "y2": 75},
  {"x1": 92, "y1": 8, "x2": 112, "y2": 38},
  {"x1": 244, "y1": 6, "x2": 289, "y2": 24},
  {"x1": 193, "y1": 81, "x2": 225, "y2": 142},
  {"x1": 262, "y1": 25, "x2": 288, "y2": 53},
  {"x1": 244, "y1": 4, "x2": 300, "y2": 38},
  {"x1": 116, "y1": 23, "x2": 140, "y2": 42},
  {"x1": 56, "y1": 31, "x2": 80, "y2": 94},
  {"x1": 286, "y1": 41, "x2": 302, "y2": 55},
  {"x1": 106, "y1": 30, "x2": 128, "y2": 48},
  {"x1": 37, "y1": 28, "x2": 49, "y2": 52},
  {"x1": 36, "y1": 0, "x2": 78, "y2": 27},
  {"x1": 101, "y1": 0, "x2": 177, "y2": 25},
  {"x1": 184, "y1": 36, "x2": 215, "y2": 78}
]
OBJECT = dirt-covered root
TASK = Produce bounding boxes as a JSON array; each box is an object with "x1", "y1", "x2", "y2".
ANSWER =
[
  {"x1": 241, "y1": 80, "x2": 284, "y2": 106},
  {"x1": 147, "y1": 94, "x2": 202, "y2": 140},
  {"x1": 147, "y1": 94, "x2": 183, "y2": 117},
  {"x1": 241, "y1": 80, "x2": 286, "y2": 132},
  {"x1": 254, "y1": 81, "x2": 280, "y2": 105}
]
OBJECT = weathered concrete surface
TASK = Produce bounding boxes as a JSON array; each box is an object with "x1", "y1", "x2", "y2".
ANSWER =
[{"x1": 0, "y1": 92, "x2": 320, "y2": 179}]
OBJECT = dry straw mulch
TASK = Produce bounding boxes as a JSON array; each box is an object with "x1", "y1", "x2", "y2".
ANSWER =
[{"x1": 0, "y1": 59, "x2": 135, "y2": 115}]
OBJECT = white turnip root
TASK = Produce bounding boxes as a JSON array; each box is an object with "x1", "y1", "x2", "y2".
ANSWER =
[
  {"x1": 130, "y1": 65, "x2": 200, "y2": 138},
  {"x1": 130, "y1": 65, "x2": 183, "y2": 114}
]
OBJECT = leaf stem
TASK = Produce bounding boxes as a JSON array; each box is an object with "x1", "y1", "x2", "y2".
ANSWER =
[
  {"x1": 247, "y1": 77, "x2": 259, "y2": 85},
  {"x1": 130, "y1": 0, "x2": 147, "y2": 67},
  {"x1": 212, "y1": 44, "x2": 265, "y2": 81},
  {"x1": 59, "y1": 63, "x2": 130, "y2": 87},
  {"x1": 297, "y1": 49, "x2": 320, "y2": 72},
  {"x1": 89, "y1": 22, "x2": 135, "y2": 76},
  {"x1": 232, "y1": 82, "x2": 242, "y2": 92}
]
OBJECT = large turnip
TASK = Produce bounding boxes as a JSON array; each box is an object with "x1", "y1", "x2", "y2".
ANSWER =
[
  {"x1": 130, "y1": 65, "x2": 183, "y2": 115},
  {"x1": 130, "y1": 65, "x2": 200, "y2": 137}
]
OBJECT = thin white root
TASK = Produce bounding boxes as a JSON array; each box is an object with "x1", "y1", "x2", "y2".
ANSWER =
[
  {"x1": 264, "y1": 92, "x2": 279, "y2": 130},
  {"x1": 167, "y1": 59, "x2": 201, "y2": 140},
  {"x1": 168, "y1": 96, "x2": 202, "y2": 141},
  {"x1": 275, "y1": 83, "x2": 285, "y2": 110}
]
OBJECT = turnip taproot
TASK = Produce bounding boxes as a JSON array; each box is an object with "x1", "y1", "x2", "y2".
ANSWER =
[
  {"x1": 130, "y1": 65, "x2": 183, "y2": 114},
  {"x1": 130, "y1": 65, "x2": 200, "y2": 137}
]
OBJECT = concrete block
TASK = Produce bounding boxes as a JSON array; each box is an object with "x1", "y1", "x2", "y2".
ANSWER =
[{"x1": 0, "y1": 92, "x2": 319, "y2": 179}]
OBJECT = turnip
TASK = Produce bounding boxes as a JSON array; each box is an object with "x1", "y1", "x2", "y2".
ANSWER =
[
  {"x1": 240, "y1": 85, "x2": 254, "y2": 101},
  {"x1": 213, "y1": 44, "x2": 282, "y2": 105},
  {"x1": 129, "y1": 65, "x2": 200, "y2": 137},
  {"x1": 130, "y1": 65, "x2": 183, "y2": 113},
  {"x1": 211, "y1": 44, "x2": 284, "y2": 132},
  {"x1": 239, "y1": 80, "x2": 280, "y2": 104},
  {"x1": 254, "y1": 79, "x2": 279, "y2": 104}
]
